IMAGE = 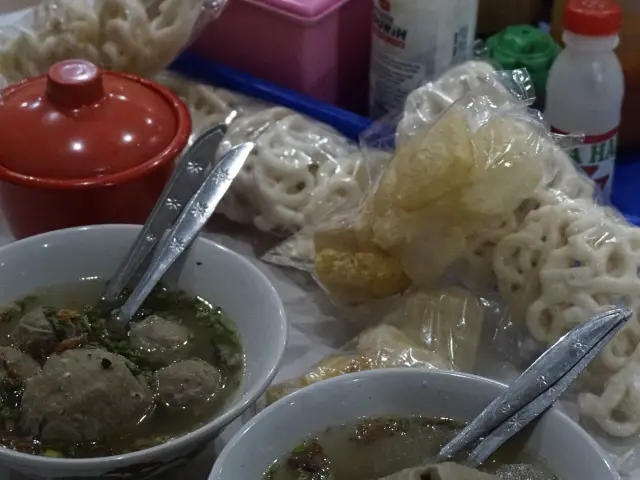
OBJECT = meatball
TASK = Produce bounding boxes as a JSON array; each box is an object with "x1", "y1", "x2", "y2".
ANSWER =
[
  {"x1": 12, "y1": 307, "x2": 83, "y2": 361},
  {"x1": 20, "y1": 348, "x2": 152, "y2": 444},
  {"x1": 0, "y1": 346, "x2": 40, "y2": 387},
  {"x1": 12, "y1": 307, "x2": 57, "y2": 360},
  {"x1": 154, "y1": 359, "x2": 223, "y2": 412},
  {"x1": 129, "y1": 315, "x2": 192, "y2": 367}
]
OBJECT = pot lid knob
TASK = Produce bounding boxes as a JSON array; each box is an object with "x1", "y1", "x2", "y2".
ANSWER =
[{"x1": 46, "y1": 60, "x2": 106, "y2": 109}]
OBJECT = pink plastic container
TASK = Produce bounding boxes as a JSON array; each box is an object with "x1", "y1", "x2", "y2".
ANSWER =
[{"x1": 191, "y1": 0, "x2": 372, "y2": 115}]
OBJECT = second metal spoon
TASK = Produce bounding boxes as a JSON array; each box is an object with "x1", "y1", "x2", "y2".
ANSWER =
[
  {"x1": 437, "y1": 308, "x2": 633, "y2": 467},
  {"x1": 108, "y1": 141, "x2": 255, "y2": 333},
  {"x1": 101, "y1": 124, "x2": 227, "y2": 304}
]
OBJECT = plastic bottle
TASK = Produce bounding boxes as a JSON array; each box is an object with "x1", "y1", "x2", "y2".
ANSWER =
[
  {"x1": 545, "y1": 0, "x2": 624, "y2": 201},
  {"x1": 552, "y1": 0, "x2": 640, "y2": 151},
  {"x1": 368, "y1": 0, "x2": 479, "y2": 119}
]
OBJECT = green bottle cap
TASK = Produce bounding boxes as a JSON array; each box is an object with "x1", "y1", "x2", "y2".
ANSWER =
[{"x1": 487, "y1": 25, "x2": 561, "y2": 95}]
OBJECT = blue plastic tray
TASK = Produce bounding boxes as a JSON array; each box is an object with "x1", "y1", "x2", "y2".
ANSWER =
[
  {"x1": 171, "y1": 52, "x2": 372, "y2": 141},
  {"x1": 612, "y1": 157, "x2": 640, "y2": 226},
  {"x1": 170, "y1": 52, "x2": 640, "y2": 226}
]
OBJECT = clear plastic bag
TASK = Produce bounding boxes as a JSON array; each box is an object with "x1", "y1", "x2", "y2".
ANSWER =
[
  {"x1": 266, "y1": 286, "x2": 488, "y2": 404},
  {"x1": 268, "y1": 67, "x2": 601, "y2": 311},
  {"x1": 308, "y1": 73, "x2": 562, "y2": 306},
  {"x1": 262, "y1": 60, "x2": 539, "y2": 279},
  {"x1": 214, "y1": 107, "x2": 369, "y2": 234},
  {"x1": 0, "y1": 0, "x2": 227, "y2": 83},
  {"x1": 396, "y1": 59, "x2": 534, "y2": 146}
]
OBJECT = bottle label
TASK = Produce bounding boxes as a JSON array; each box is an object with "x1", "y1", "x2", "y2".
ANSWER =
[
  {"x1": 551, "y1": 127, "x2": 618, "y2": 200},
  {"x1": 368, "y1": 0, "x2": 477, "y2": 119}
]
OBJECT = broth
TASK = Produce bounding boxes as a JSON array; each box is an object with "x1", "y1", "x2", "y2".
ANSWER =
[
  {"x1": 0, "y1": 279, "x2": 244, "y2": 458},
  {"x1": 266, "y1": 416, "x2": 557, "y2": 480}
]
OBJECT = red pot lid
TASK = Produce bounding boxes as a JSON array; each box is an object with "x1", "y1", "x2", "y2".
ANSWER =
[{"x1": 0, "y1": 59, "x2": 189, "y2": 182}]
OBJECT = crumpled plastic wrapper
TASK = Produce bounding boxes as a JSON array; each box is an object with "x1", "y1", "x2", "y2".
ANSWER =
[
  {"x1": 0, "y1": 0, "x2": 227, "y2": 83},
  {"x1": 266, "y1": 286, "x2": 486, "y2": 404},
  {"x1": 308, "y1": 73, "x2": 554, "y2": 305},
  {"x1": 396, "y1": 60, "x2": 520, "y2": 146},
  {"x1": 262, "y1": 60, "x2": 531, "y2": 276}
]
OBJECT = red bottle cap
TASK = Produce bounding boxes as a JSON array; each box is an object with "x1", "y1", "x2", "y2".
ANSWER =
[{"x1": 564, "y1": 0, "x2": 623, "y2": 37}]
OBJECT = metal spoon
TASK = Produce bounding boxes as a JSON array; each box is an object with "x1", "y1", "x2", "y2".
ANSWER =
[
  {"x1": 437, "y1": 308, "x2": 633, "y2": 467},
  {"x1": 108, "y1": 141, "x2": 254, "y2": 334},
  {"x1": 101, "y1": 124, "x2": 228, "y2": 304}
]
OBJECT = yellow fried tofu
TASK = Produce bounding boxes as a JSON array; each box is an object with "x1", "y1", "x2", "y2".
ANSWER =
[{"x1": 314, "y1": 248, "x2": 410, "y2": 304}]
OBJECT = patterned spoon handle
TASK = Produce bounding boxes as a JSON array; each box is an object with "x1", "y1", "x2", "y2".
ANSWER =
[
  {"x1": 437, "y1": 308, "x2": 633, "y2": 462},
  {"x1": 110, "y1": 141, "x2": 254, "y2": 330},
  {"x1": 101, "y1": 124, "x2": 227, "y2": 303}
]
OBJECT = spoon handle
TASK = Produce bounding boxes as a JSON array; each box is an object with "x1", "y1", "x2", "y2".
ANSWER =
[
  {"x1": 437, "y1": 308, "x2": 633, "y2": 462},
  {"x1": 113, "y1": 141, "x2": 254, "y2": 327},
  {"x1": 466, "y1": 314, "x2": 628, "y2": 468},
  {"x1": 101, "y1": 124, "x2": 227, "y2": 303}
]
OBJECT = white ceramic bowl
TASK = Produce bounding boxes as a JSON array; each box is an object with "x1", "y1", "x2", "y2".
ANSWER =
[
  {"x1": 210, "y1": 369, "x2": 619, "y2": 480},
  {"x1": 0, "y1": 225, "x2": 287, "y2": 478}
]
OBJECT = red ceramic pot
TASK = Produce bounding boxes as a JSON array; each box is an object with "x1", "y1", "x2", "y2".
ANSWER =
[{"x1": 0, "y1": 59, "x2": 191, "y2": 239}]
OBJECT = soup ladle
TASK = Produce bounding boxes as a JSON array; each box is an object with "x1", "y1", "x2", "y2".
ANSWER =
[
  {"x1": 106, "y1": 140, "x2": 255, "y2": 336},
  {"x1": 436, "y1": 307, "x2": 633, "y2": 468}
]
